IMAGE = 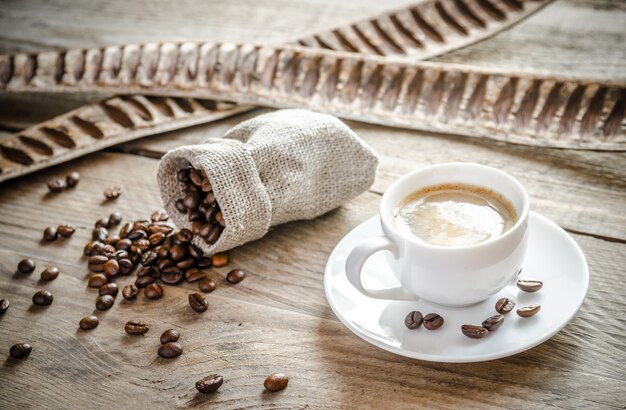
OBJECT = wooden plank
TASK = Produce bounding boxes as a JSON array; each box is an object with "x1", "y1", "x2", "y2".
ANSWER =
[
  {"x1": 0, "y1": 151, "x2": 624, "y2": 408},
  {"x1": 117, "y1": 112, "x2": 626, "y2": 241}
]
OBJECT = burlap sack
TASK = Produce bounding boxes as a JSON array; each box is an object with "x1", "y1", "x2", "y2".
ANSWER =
[{"x1": 157, "y1": 109, "x2": 378, "y2": 254}]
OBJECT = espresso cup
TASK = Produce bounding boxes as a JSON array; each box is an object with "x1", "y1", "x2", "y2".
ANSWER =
[{"x1": 345, "y1": 163, "x2": 530, "y2": 307}]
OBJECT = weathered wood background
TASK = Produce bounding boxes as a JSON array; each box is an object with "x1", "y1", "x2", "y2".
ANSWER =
[{"x1": 0, "y1": 0, "x2": 625, "y2": 408}]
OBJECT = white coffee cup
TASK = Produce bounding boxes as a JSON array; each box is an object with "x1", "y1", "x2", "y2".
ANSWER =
[{"x1": 345, "y1": 163, "x2": 530, "y2": 307}]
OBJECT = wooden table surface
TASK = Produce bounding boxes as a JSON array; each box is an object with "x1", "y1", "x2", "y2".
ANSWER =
[{"x1": 0, "y1": 0, "x2": 625, "y2": 408}]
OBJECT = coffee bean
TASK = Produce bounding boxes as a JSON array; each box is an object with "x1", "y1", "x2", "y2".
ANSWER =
[
  {"x1": 125, "y1": 320, "x2": 149, "y2": 335},
  {"x1": 41, "y1": 266, "x2": 60, "y2": 281},
  {"x1": 183, "y1": 190, "x2": 200, "y2": 209},
  {"x1": 176, "y1": 258, "x2": 195, "y2": 271},
  {"x1": 482, "y1": 314, "x2": 504, "y2": 331},
  {"x1": 264, "y1": 372, "x2": 289, "y2": 392},
  {"x1": 135, "y1": 276, "x2": 155, "y2": 288},
  {"x1": 103, "y1": 259, "x2": 120, "y2": 277},
  {"x1": 175, "y1": 198, "x2": 187, "y2": 213},
  {"x1": 84, "y1": 240, "x2": 103, "y2": 256},
  {"x1": 517, "y1": 279, "x2": 543, "y2": 293},
  {"x1": 226, "y1": 269, "x2": 245, "y2": 284},
  {"x1": 95, "y1": 294, "x2": 115, "y2": 311},
  {"x1": 178, "y1": 167, "x2": 191, "y2": 182},
  {"x1": 122, "y1": 284, "x2": 139, "y2": 300},
  {"x1": 189, "y1": 293, "x2": 208, "y2": 312},
  {"x1": 404, "y1": 311, "x2": 423, "y2": 329},
  {"x1": 157, "y1": 258, "x2": 175, "y2": 271},
  {"x1": 185, "y1": 268, "x2": 206, "y2": 283},
  {"x1": 198, "y1": 278, "x2": 216, "y2": 293},
  {"x1": 47, "y1": 178, "x2": 66, "y2": 192},
  {"x1": 160, "y1": 329, "x2": 180, "y2": 344},
  {"x1": 148, "y1": 232, "x2": 165, "y2": 247},
  {"x1": 189, "y1": 169, "x2": 204, "y2": 186},
  {"x1": 188, "y1": 244, "x2": 204, "y2": 260},
  {"x1": 43, "y1": 226, "x2": 58, "y2": 241},
  {"x1": 115, "y1": 238, "x2": 132, "y2": 251},
  {"x1": 104, "y1": 185, "x2": 122, "y2": 199},
  {"x1": 195, "y1": 374, "x2": 223, "y2": 394},
  {"x1": 65, "y1": 171, "x2": 80, "y2": 187},
  {"x1": 88, "y1": 273, "x2": 109, "y2": 288},
  {"x1": 206, "y1": 226, "x2": 222, "y2": 244},
  {"x1": 0, "y1": 298, "x2": 10, "y2": 313},
  {"x1": 423, "y1": 313, "x2": 444, "y2": 330},
  {"x1": 461, "y1": 325, "x2": 489, "y2": 339},
  {"x1": 79, "y1": 315, "x2": 99, "y2": 330},
  {"x1": 517, "y1": 305, "x2": 541, "y2": 318},
  {"x1": 88, "y1": 254, "x2": 108, "y2": 270},
  {"x1": 211, "y1": 254, "x2": 228, "y2": 267},
  {"x1": 118, "y1": 258, "x2": 133, "y2": 275},
  {"x1": 109, "y1": 211, "x2": 123, "y2": 226},
  {"x1": 495, "y1": 297, "x2": 516, "y2": 314},
  {"x1": 144, "y1": 283, "x2": 164, "y2": 300},
  {"x1": 57, "y1": 224, "x2": 75, "y2": 238},
  {"x1": 98, "y1": 283, "x2": 119, "y2": 297},
  {"x1": 92, "y1": 227, "x2": 108, "y2": 242},
  {"x1": 151, "y1": 210, "x2": 169, "y2": 222},
  {"x1": 95, "y1": 216, "x2": 111, "y2": 229},
  {"x1": 32, "y1": 290, "x2": 53, "y2": 306},
  {"x1": 17, "y1": 258, "x2": 36, "y2": 274},
  {"x1": 141, "y1": 251, "x2": 157, "y2": 266},
  {"x1": 169, "y1": 244, "x2": 187, "y2": 261},
  {"x1": 196, "y1": 257, "x2": 212, "y2": 268},
  {"x1": 9, "y1": 343, "x2": 32, "y2": 359},
  {"x1": 201, "y1": 178, "x2": 212, "y2": 193},
  {"x1": 158, "y1": 342, "x2": 183, "y2": 358},
  {"x1": 161, "y1": 267, "x2": 184, "y2": 285},
  {"x1": 103, "y1": 244, "x2": 116, "y2": 254}
]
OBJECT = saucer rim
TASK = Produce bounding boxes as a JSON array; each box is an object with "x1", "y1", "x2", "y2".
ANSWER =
[{"x1": 323, "y1": 211, "x2": 589, "y2": 363}]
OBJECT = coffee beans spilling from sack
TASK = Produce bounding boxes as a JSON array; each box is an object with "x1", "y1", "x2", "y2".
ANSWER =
[{"x1": 173, "y1": 165, "x2": 225, "y2": 245}]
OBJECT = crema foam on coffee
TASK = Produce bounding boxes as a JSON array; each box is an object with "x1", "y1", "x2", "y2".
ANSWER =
[{"x1": 394, "y1": 183, "x2": 517, "y2": 247}]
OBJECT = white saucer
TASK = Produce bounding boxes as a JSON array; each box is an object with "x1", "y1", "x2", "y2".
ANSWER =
[{"x1": 324, "y1": 212, "x2": 588, "y2": 363}]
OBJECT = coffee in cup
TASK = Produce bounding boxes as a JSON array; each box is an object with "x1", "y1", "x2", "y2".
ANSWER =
[{"x1": 393, "y1": 183, "x2": 517, "y2": 247}]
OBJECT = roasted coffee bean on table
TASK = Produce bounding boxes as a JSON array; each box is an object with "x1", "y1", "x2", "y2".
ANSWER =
[
  {"x1": 79, "y1": 315, "x2": 99, "y2": 330},
  {"x1": 195, "y1": 374, "x2": 223, "y2": 394},
  {"x1": 47, "y1": 178, "x2": 66, "y2": 193},
  {"x1": 43, "y1": 226, "x2": 58, "y2": 241},
  {"x1": 174, "y1": 165, "x2": 224, "y2": 245},
  {"x1": 226, "y1": 269, "x2": 245, "y2": 284},
  {"x1": 404, "y1": 311, "x2": 423, "y2": 330},
  {"x1": 158, "y1": 342, "x2": 183, "y2": 358},
  {"x1": 88, "y1": 273, "x2": 109, "y2": 288},
  {"x1": 104, "y1": 185, "x2": 122, "y2": 199},
  {"x1": 144, "y1": 283, "x2": 164, "y2": 300},
  {"x1": 423, "y1": 313, "x2": 444, "y2": 330},
  {"x1": 461, "y1": 325, "x2": 489, "y2": 339},
  {"x1": 95, "y1": 294, "x2": 115, "y2": 310},
  {"x1": 41, "y1": 266, "x2": 60, "y2": 281},
  {"x1": 160, "y1": 329, "x2": 180, "y2": 344},
  {"x1": 517, "y1": 305, "x2": 541, "y2": 317},
  {"x1": 32, "y1": 290, "x2": 53, "y2": 306},
  {"x1": 0, "y1": 298, "x2": 10, "y2": 313},
  {"x1": 495, "y1": 297, "x2": 516, "y2": 314},
  {"x1": 264, "y1": 373, "x2": 289, "y2": 392},
  {"x1": 189, "y1": 293, "x2": 208, "y2": 312},
  {"x1": 122, "y1": 284, "x2": 139, "y2": 300},
  {"x1": 185, "y1": 268, "x2": 206, "y2": 282},
  {"x1": 103, "y1": 259, "x2": 120, "y2": 277},
  {"x1": 66, "y1": 171, "x2": 80, "y2": 187},
  {"x1": 9, "y1": 343, "x2": 32, "y2": 359},
  {"x1": 198, "y1": 278, "x2": 216, "y2": 293},
  {"x1": 98, "y1": 283, "x2": 119, "y2": 297},
  {"x1": 18, "y1": 258, "x2": 36, "y2": 274},
  {"x1": 211, "y1": 254, "x2": 228, "y2": 267},
  {"x1": 125, "y1": 320, "x2": 149, "y2": 335},
  {"x1": 57, "y1": 224, "x2": 76, "y2": 238},
  {"x1": 517, "y1": 279, "x2": 543, "y2": 293},
  {"x1": 109, "y1": 211, "x2": 123, "y2": 226},
  {"x1": 482, "y1": 314, "x2": 504, "y2": 331}
]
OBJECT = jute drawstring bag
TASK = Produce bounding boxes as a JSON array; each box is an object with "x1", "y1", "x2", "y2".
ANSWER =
[{"x1": 157, "y1": 109, "x2": 378, "y2": 254}]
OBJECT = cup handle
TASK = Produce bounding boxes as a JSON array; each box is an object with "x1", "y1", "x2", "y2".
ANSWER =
[{"x1": 345, "y1": 235, "x2": 417, "y2": 300}]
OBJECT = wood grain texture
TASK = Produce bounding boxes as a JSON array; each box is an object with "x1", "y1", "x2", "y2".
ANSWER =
[
  {"x1": 2, "y1": 42, "x2": 624, "y2": 150},
  {"x1": 0, "y1": 152, "x2": 624, "y2": 409},
  {"x1": 0, "y1": 96, "x2": 249, "y2": 182}
]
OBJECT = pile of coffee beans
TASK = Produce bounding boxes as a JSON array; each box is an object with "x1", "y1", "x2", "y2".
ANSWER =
[
  {"x1": 47, "y1": 171, "x2": 80, "y2": 193},
  {"x1": 461, "y1": 279, "x2": 544, "y2": 339},
  {"x1": 404, "y1": 311, "x2": 444, "y2": 330},
  {"x1": 174, "y1": 164, "x2": 225, "y2": 245}
]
